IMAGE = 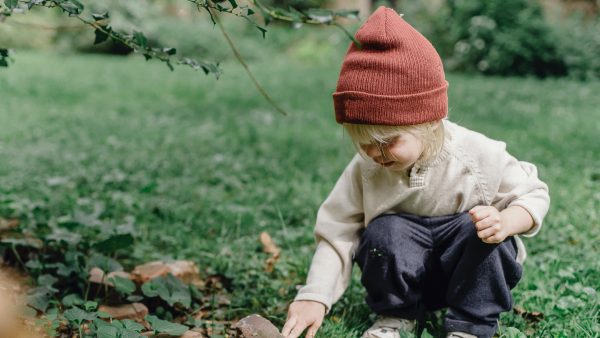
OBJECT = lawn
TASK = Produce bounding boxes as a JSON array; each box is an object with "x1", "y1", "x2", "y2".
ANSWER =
[{"x1": 1, "y1": 42, "x2": 599, "y2": 337}]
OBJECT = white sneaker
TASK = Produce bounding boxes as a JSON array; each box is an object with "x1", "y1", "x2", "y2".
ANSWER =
[
  {"x1": 361, "y1": 316, "x2": 417, "y2": 338},
  {"x1": 446, "y1": 332, "x2": 477, "y2": 338}
]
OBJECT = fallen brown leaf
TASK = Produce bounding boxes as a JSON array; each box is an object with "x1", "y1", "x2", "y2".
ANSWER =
[
  {"x1": 0, "y1": 218, "x2": 19, "y2": 232},
  {"x1": 166, "y1": 261, "x2": 203, "y2": 287},
  {"x1": 513, "y1": 305, "x2": 544, "y2": 322},
  {"x1": 88, "y1": 267, "x2": 132, "y2": 286},
  {"x1": 259, "y1": 232, "x2": 281, "y2": 256},
  {"x1": 179, "y1": 330, "x2": 206, "y2": 338},
  {"x1": 131, "y1": 260, "x2": 203, "y2": 287},
  {"x1": 131, "y1": 261, "x2": 171, "y2": 283},
  {"x1": 204, "y1": 274, "x2": 231, "y2": 291},
  {"x1": 98, "y1": 303, "x2": 149, "y2": 322},
  {"x1": 259, "y1": 232, "x2": 281, "y2": 273}
]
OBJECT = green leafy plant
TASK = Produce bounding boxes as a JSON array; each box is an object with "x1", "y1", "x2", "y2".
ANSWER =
[{"x1": 0, "y1": 197, "x2": 206, "y2": 336}]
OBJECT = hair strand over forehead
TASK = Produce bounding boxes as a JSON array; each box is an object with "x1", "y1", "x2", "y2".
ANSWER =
[{"x1": 343, "y1": 120, "x2": 446, "y2": 163}]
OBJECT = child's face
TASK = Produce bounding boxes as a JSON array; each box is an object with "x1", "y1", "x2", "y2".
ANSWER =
[{"x1": 360, "y1": 132, "x2": 423, "y2": 172}]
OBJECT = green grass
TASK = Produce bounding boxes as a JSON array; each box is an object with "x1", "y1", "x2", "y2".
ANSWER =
[{"x1": 1, "y1": 34, "x2": 599, "y2": 337}]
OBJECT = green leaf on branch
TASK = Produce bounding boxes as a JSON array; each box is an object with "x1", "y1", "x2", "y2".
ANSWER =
[
  {"x1": 287, "y1": 6, "x2": 307, "y2": 21},
  {"x1": 227, "y1": 0, "x2": 238, "y2": 9},
  {"x1": 306, "y1": 9, "x2": 333, "y2": 24},
  {"x1": 133, "y1": 31, "x2": 148, "y2": 49},
  {"x1": 145, "y1": 315, "x2": 188, "y2": 336},
  {"x1": 256, "y1": 25, "x2": 267, "y2": 39},
  {"x1": 333, "y1": 9, "x2": 360, "y2": 20},
  {"x1": 58, "y1": 0, "x2": 84, "y2": 15},
  {"x1": 94, "y1": 28, "x2": 109, "y2": 45},
  {"x1": 4, "y1": 0, "x2": 18, "y2": 9},
  {"x1": 91, "y1": 11, "x2": 109, "y2": 21},
  {"x1": 163, "y1": 47, "x2": 176, "y2": 56},
  {"x1": 26, "y1": 0, "x2": 44, "y2": 9}
]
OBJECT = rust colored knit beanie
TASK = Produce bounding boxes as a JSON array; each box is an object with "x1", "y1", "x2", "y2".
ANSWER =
[{"x1": 333, "y1": 6, "x2": 448, "y2": 125}]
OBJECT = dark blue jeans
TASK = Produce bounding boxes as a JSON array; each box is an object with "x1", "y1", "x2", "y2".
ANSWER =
[{"x1": 353, "y1": 212, "x2": 522, "y2": 338}]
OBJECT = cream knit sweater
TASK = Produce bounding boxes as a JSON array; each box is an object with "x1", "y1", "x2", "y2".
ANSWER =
[{"x1": 294, "y1": 119, "x2": 550, "y2": 312}]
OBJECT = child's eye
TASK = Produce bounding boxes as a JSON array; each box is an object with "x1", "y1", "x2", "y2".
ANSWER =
[
  {"x1": 360, "y1": 136, "x2": 399, "y2": 150},
  {"x1": 380, "y1": 136, "x2": 400, "y2": 145}
]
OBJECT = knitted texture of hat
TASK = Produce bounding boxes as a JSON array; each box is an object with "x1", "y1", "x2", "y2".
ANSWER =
[{"x1": 333, "y1": 6, "x2": 449, "y2": 125}]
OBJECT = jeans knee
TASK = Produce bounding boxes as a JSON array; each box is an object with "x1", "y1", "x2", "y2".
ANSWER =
[{"x1": 361, "y1": 214, "x2": 413, "y2": 250}]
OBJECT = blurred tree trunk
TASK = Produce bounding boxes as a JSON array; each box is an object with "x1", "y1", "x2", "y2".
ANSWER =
[{"x1": 327, "y1": 0, "x2": 372, "y2": 19}]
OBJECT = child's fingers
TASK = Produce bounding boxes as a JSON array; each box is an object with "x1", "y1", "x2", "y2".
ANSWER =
[
  {"x1": 287, "y1": 321, "x2": 308, "y2": 338},
  {"x1": 306, "y1": 322, "x2": 322, "y2": 338},
  {"x1": 477, "y1": 224, "x2": 499, "y2": 239},
  {"x1": 482, "y1": 233, "x2": 503, "y2": 244},
  {"x1": 475, "y1": 217, "x2": 497, "y2": 231},
  {"x1": 468, "y1": 206, "x2": 489, "y2": 222},
  {"x1": 281, "y1": 316, "x2": 297, "y2": 337}
]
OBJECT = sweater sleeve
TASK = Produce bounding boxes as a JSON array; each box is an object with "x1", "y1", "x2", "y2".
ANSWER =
[
  {"x1": 294, "y1": 155, "x2": 365, "y2": 313},
  {"x1": 485, "y1": 144, "x2": 550, "y2": 237}
]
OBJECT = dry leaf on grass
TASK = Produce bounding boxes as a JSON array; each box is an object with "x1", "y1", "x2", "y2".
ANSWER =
[
  {"x1": 513, "y1": 305, "x2": 544, "y2": 322},
  {"x1": 166, "y1": 261, "x2": 203, "y2": 287},
  {"x1": 88, "y1": 267, "x2": 133, "y2": 286},
  {"x1": 98, "y1": 303, "x2": 149, "y2": 322},
  {"x1": 259, "y1": 232, "x2": 281, "y2": 273},
  {"x1": 0, "y1": 218, "x2": 20, "y2": 232},
  {"x1": 131, "y1": 260, "x2": 203, "y2": 287},
  {"x1": 179, "y1": 330, "x2": 206, "y2": 338},
  {"x1": 131, "y1": 261, "x2": 172, "y2": 282}
]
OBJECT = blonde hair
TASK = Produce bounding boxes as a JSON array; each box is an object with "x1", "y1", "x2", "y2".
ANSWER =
[{"x1": 343, "y1": 120, "x2": 445, "y2": 163}]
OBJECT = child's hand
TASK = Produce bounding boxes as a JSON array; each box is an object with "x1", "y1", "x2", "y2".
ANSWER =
[
  {"x1": 468, "y1": 206, "x2": 509, "y2": 244},
  {"x1": 281, "y1": 300, "x2": 326, "y2": 338}
]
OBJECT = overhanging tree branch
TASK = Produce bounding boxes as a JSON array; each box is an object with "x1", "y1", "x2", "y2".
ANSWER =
[{"x1": 0, "y1": 0, "x2": 361, "y2": 115}]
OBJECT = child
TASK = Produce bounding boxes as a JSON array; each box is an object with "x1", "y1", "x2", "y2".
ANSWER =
[{"x1": 281, "y1": 6, "x2": 550, "y2": 338}]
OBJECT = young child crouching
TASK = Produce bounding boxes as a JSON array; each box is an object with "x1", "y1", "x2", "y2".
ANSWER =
[{"x1": 282, "y1": 6, "x2": 550, "y2": 338}]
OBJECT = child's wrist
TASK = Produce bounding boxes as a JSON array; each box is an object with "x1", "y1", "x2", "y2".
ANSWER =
[{"x1": 500, "y1": 206, "x2": 535, "y2": 236}]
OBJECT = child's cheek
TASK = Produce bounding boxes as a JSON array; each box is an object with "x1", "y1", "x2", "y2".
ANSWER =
[{"x1": 389, "y1": 145, "x2": 419, "y2": 164}]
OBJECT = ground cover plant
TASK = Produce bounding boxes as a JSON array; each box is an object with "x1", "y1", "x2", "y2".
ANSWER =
[{"x1": 1, "y1": 31, "x2": 599, "y2": 336}]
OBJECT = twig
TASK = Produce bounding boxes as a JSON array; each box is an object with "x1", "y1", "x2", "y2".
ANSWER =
[{"x1": 204, "y1": 2, "x2": 288, "y2": 116}]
